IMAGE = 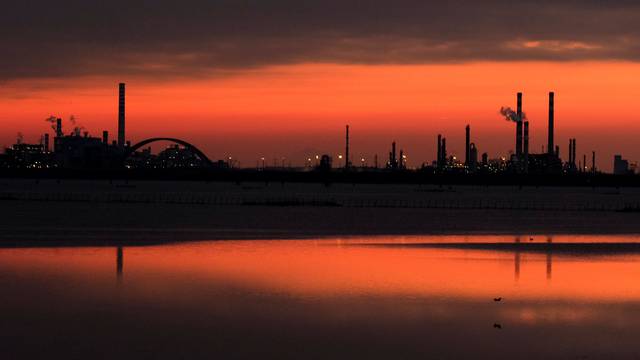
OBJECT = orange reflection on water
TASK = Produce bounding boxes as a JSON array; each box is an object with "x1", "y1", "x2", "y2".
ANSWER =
[{"x1": 2, "y1": 235, "x2": 640, "y2": 303}]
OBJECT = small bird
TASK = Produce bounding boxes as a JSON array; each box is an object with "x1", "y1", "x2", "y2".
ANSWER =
[
  {"x1": 493, "y1": 323, "x2": 502, "y2": 329},
  {"x1": 493, "y1": 297, "x2": 502, "y2": 302}
]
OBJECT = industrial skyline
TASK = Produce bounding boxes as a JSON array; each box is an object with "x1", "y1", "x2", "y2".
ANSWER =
[{"x1": 0, "y1": 83, "x2": 635, "y2": 175}]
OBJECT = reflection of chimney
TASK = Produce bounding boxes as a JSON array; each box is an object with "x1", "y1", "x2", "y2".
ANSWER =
[
  {"x1": 118, "y1": 83, "x2": 126, "y2": 148},
  {"x1": 516, "y1": 92, "x2": 523, "y2": 157},
  {"x1": 56, "y1": 118, "x2": 62, "y2": 137},
  {"x1": 465, "y1": 124, "x2": 470, "y2": 166},
  {"x1": 548, "y1": 92, "x2": 555, "y2": 155},
  {"x1": 103, "y1": 131, "x2": 109, "y2": 145}
]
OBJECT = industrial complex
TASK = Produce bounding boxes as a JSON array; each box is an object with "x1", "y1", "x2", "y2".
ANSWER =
[{"x1": 0, "y1": 85, "x2": 636, "y2": 178}]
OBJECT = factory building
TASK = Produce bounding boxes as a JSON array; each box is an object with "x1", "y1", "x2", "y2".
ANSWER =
[{"x1": 614, "y1": 155, "x2": 631, "y2": 175}]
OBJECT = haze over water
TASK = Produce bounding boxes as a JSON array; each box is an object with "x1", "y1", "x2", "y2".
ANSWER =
[{"x1": 2, "y1": 235, "x2": 640, "y2": 359}]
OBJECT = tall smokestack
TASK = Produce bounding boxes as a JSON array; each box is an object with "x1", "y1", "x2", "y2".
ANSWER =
[
  {"x1": 583, "y1": 154, "x2": 586, "y2": 172},
  {"x1": 548, "y1": 92, "x2": 555, "y2": 156},
  {"x1": 44, "y1": 133, "x2": 49, "y2": 152},
  {"x1": 465, "y1": 124, "x2": 470, "y2": 167},
  {"x1": 568, "y1": 139, "x2": 573, "y2": 166},
  {"x1": 103, "y1": 130, "x2": 109, "y2": 145},
  {"x1": 118, "y1": 83, "x2": 126, "y2": 148},
  {"x1": 592, "y1": 151, "x2": 596, "y2": 173},
  {"x1": 437, "y1": 134, "x2": 442, "y2": 168},
  {"x1": 56, "y1": 118, "x2": 62, "y2": 137},
  {"x1": 392, "y1": 141, "x2": 397, "y2": 168},
  {"x1": 516, "y1": 92, "x2": 523, "y2": 158},
  {"x1": 345, "y1": 125, "x2": 350, "y2": 169},
  {"x1": 441, "y1": 138, "x2": 447, "y2": 166},
  {"x1": 572, "y1": 138, "x2": 577, "y2": 167},
  {"x1": 524, "y1": 121, "x2": 529, "y2": 172}
]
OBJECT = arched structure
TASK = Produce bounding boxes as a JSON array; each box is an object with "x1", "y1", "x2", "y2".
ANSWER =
[{"x1": 125, "y1": 137, "x2": 213, "y2": 166}]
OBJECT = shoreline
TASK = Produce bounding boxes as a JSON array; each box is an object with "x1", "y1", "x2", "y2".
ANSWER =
[{"x1": 3, "y1": 179, "x2": 640, "y2": 246}]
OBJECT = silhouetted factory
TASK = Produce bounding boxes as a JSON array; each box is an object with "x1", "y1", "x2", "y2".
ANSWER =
[
  {"x1": 1, "y1": 83, "x2": 216, "y2": 170},
  {"x1": 0, "y1": 86, "x2": 635, "y2": 176}
]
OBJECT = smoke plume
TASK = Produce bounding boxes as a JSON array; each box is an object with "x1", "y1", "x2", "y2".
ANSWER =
[
  {"x1": 44, "y1": 115, "x2": 57, "y2": 131},
  {"x1": 499, "y1": 106, "x2": 527, "y2": 122}
]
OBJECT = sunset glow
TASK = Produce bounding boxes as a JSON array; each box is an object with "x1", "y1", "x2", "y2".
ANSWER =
[{"x1": 3, "y1": 62, "x2": 639, "y2": 170}]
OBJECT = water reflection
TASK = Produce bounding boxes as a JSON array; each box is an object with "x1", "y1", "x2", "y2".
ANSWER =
[{"x1": 1, "y1": 234, "x2": 640, "y2": 359}]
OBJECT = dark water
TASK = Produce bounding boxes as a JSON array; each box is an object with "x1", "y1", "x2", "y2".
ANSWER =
[{"x1": 2, "y1": 235, "x2": 640, "y2": 359}]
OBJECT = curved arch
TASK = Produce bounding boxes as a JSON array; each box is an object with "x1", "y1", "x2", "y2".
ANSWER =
[{"x1": 125, "y1": 137, "x2": 213, "y2": 166}]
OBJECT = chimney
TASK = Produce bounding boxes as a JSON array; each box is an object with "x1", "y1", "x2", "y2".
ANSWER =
[
  {"x1": 391, "y1": 141, "x2": 397, "y2": 168},
  {"x1": 56, "y1": 118, "x2": 62, "y2": 137},
  {"x1": 592, "y1": 151, "x2": 596, "y2": 173},
  {"x1": 583, "y1": 154, "x2": 586, "y2": 172},
  {"x1": 516, "y1": 92, "x2": 523, "y2": 157},
  {"x1": 44, "y1": 133, "x2": 49, "y2": 152},
  {"x1": 572, "y1": 138, "x2": 577, "y2": 167},
  {"x1": 568, "y1": 139, "x2": 573, "y2": 166},
  {"x1": 548, "y1": 92, "x2": 555, "y2": 156},
  {"x1": 345, "y1": 125, "x2": 350, "y2": 169},
  {"x1": 103, "y1": 130, "x2": 109, "y2": 145},
  {"x1": 441, "y1": 138, "x2": 447, "y2": 166},
  {"x1": 524, "y1": 121, "x2": 529, "y2": 172},
  {"x1": 465, "y1": 124, "x2": 470, "y2": 167},
  {"x1": 437, "y1": 134, "x2": 442, "y2": 168},
  {"x1": 118, "y1": 83, "x2": 126, "y2": 148}
]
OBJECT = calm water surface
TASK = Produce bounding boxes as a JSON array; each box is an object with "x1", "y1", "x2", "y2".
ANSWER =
[{"x1": 2, "y1": 235, "x2": 640, "y2": 359}]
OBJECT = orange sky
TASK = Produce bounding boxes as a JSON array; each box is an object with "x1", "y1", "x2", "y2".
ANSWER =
[{"x1": 1, "y1": 61, "x2": 639, "y2": 171}]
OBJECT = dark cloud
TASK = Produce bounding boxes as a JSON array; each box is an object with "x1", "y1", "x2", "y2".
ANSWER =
[{"x1": 2, "y1": 0, "x2": 640, "y2": 80}]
